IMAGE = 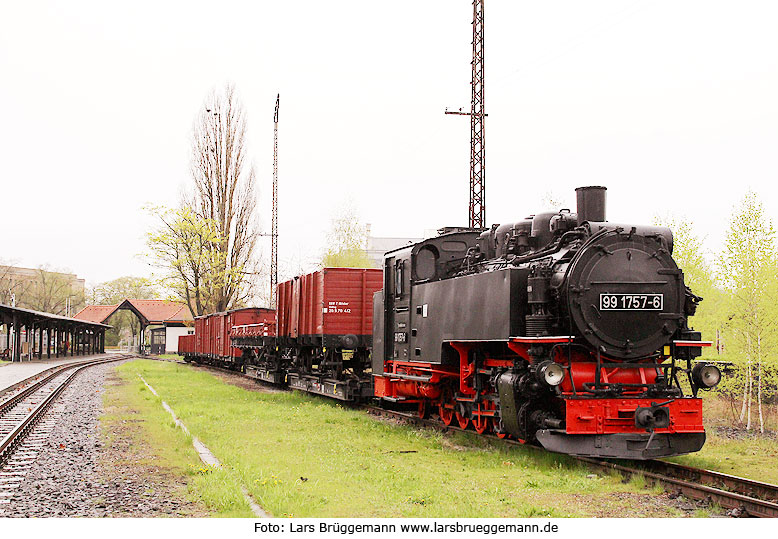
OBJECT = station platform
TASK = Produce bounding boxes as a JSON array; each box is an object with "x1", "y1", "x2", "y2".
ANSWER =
[{"x1": 0, "y1": 352, "x2": 129, "y2": 395}]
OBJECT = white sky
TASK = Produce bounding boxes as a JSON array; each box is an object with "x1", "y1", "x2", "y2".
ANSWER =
[{"x1": 1, "y1": 1, "x2": 777, "y2": 288}]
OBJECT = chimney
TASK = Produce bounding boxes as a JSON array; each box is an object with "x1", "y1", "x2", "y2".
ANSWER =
[{"x1": 576, "y1": 186, "x2": 607, "y2": 224}]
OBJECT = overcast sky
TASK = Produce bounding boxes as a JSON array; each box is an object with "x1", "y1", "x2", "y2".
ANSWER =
[{"x1": 2, "y1": 1, "x2": 777, "y2": 289}]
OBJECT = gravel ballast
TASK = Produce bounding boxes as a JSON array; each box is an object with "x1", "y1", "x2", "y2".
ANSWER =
[{"x1": 3, "y1": 360, "x2": 205, "y2": 518}]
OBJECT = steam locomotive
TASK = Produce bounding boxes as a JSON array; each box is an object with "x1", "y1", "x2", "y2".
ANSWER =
[{"x1": 180, "y1": 186, "x2": 721, "y2": 459}]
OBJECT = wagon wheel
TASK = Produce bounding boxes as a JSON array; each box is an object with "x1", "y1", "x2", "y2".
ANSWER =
[
  {"x1": 417, "y1": 400, "x2": 428, "y2": 419},
  {"x1": 438, "y1": 386, "x2": 455, "y2": 426},
  {"x1": 455, "y1": 410, "x2": 470, "y2": 430},
  {"x1": 472, "y1": 402, "x2": 491, "y2": 435}
]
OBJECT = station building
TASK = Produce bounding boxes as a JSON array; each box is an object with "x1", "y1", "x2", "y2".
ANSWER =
[{"x1": 74, "y1": 299, "x2": 193, "y2": 354}]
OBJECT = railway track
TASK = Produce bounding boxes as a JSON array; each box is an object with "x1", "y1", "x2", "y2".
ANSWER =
[
  {"x1": 177, "y1": 359, "x2": 778, "y2": 518},
  {"x1": 0, "y1": 354, "x2": 134, "y2": 507},
  {"x1": 586, "y1": 457, "x2": 778, "y2": 518},
  {"x1": 364, "y1": 405, "x2": 778, "y2": 518}
]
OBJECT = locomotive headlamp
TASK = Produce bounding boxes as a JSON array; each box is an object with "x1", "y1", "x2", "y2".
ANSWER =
[
  {"x1": 692, "y1": 363, "x2": 721, "y2": 388},
  {"x1": 536, "y1": 361, "x2": 565, "y2": 387}
]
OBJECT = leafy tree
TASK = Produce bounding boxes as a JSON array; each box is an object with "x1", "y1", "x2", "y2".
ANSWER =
[
  {"x1": 322, "y1": 203, "x2": 372, "y2": 268},
  {"x1": 718, "y1": 192, "x2": 778, "y2": 432},
  {"x1": 146, "y1": 205, "x2": 228, "y2": 317},
  {"x1": 653, "y1": 215, "x2": 725, "y2": 345},
  {"x1": 24, "y1": 266, "x2": 85, "y2": 315}
]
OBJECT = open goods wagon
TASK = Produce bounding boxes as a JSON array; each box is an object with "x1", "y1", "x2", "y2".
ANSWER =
[
  {"x1": 233, "y1": 267, "x2": 383, "y2": 400},
  {"x1": 178, "y1": 333, "x2": 195, "y2": 356},
  {"x1": 179, "y1": 307, "x2": 275, "y2": 368},
  {"x1": 277, "y1": 267, "x2": 382, "y2": 348},
  {"x1": 278, "y1": 268, "x2": 382, "y2": 399}
]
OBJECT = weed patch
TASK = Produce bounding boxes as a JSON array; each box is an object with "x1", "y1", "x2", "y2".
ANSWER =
[
  {"x1": 115, "y1": 360, "x2": 698, "y2": 517},
  {"x1": 103, "y1": 365, "x2": 254, "y2": 517}
]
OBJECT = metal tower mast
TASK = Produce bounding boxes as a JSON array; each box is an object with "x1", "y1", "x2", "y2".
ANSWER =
[
  {"x1": 270, "y1": 94, "x2": 280, "y2": 308},
  {"x1": 445, "y1": 0, "x2": 486, "y2": 229}
]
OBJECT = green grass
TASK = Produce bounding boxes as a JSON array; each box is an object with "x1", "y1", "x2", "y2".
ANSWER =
[
  {"x1": 666, "y1": 396, "x2": 778, "y2": 485},
  {"x1": 101, "y1": 367, "x2": 254, "y2": 517},
  {"x1": 0, "y1": 360, "x2": 9, "y2": 366},
  {"x1": 113, "y1": 360, "x2": 683, "y2": 518},
  {"x1": 155, "y1": 353, "x2": 184, "y2": 361},
  {"x1": 668, "y1": 431, "x2": 778, "y2": 484}
]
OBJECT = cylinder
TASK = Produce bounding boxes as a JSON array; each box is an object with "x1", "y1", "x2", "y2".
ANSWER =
[{"x1": 576, "y1": 186, "x2": 607, "y2": 224}]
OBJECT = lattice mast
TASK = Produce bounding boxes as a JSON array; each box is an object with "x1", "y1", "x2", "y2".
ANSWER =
[
  {"x1": 445, "y1": 0, "x2": 486, "y2": 229},
  {"x1": 270, "y1": 94, "x2": 280, "y2": 309}
]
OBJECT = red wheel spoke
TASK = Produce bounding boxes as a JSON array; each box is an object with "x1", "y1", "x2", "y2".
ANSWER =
[{"x1": 439, "y1": 404, "x2": 454, "y2": 426}]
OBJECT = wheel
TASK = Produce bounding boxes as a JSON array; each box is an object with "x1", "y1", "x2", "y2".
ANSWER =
[
  {"x1": 438, "y1": 386, "x2": 455, "y2": 426},
  {"x1": 456, "y1": 411, "x2": 470, "y2": 430},
  {"x1": 439, "y1": 403, "x2": 454, "y2": 426},
  {"x1": 417, "y1": 401, "x2": 428, "y2": 419},
  {"x1": 472, "y1": 403, "x2": 490, "y2": 435}
]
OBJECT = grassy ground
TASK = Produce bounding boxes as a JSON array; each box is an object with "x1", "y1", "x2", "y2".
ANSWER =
[
  {"x1": 102, "y1": 363, "x2": 253, "y2": 517},
  {"x1": 154, "y1": 353, "x2": 184, "y2": 362},
  {"x1": 112, "y1": 360, "x2": 700, "y2": 518},
  {"x1": 0, "y1": 360, "x2": 9, "y2": 366},
  {"x1": 668, "y1": 396, "x2": 778, "y2": 484}
]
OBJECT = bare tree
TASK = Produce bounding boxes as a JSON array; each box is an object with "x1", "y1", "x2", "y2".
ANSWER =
[
  {"x1": 0, "y1": 260, "x2": 31, "y2": 306},
  {"x1": 188, "y1": 84, "x2": 259, "y2": 312},
  {"x1": 22, "y1": 266, "x2": 84, "y2": 315}
]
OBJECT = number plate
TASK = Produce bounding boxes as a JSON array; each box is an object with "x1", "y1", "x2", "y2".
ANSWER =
[{"x1": 599, "y1": 293, "x2": 663, "y2": 311}]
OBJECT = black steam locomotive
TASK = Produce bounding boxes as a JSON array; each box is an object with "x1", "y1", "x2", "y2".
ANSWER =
[{"x1": 372, "y1": 186, "x2": 719, "y2": 459}]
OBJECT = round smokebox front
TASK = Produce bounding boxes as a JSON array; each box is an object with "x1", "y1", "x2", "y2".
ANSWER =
[{"x1": 566, "y1": 232, "x2": 684, "y2": 359}]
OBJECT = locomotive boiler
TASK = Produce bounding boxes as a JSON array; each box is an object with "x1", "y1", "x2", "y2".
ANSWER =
[{"x1": 372, "y1": 186, "x2": 720, "y2": 459}]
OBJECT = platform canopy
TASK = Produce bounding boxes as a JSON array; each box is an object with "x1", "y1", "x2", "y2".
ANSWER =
[{"x1": 0, "y1": 303, "x2": 110, "y2": 361}]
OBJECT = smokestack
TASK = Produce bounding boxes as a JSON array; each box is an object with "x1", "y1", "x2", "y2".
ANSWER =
[{"x1": 576, "y1": 186, "x2": 607, "y2": 224}]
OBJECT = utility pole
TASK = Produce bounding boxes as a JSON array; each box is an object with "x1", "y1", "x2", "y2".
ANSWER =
[
  {"x1": 270, "y1": 94, "x2": 280, "y2": 309},
  {"x1": 446, "y1": 0, "x2": 486, "y2": 229}
]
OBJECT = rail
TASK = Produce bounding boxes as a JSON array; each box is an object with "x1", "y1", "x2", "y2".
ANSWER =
[{"x1": 0, "y1": 354, "x2": 133, "y2": 466}]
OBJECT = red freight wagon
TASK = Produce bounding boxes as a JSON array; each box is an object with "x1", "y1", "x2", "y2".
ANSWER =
[
  {"x1": 194, "y1": 316, "x2": 206, "y2": 356},
  {"x1": 226, "y1": 308, "x2": 275, "y2": 357},
  {"x1": 178, "y1": 334, "x2": 194, "y2": 356},
  {"x1": 185, "y1": 308, "x2": 275, "y2": 363},
  {"x1": 277, "y1": 267, "x2": 383, "y2": 349},
  {"x1": 276, "y1": 279, "x2": 294, "y2": 340},
  {"x1": 204, "y1": 314, "x2": 214, "y2": 357}
]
